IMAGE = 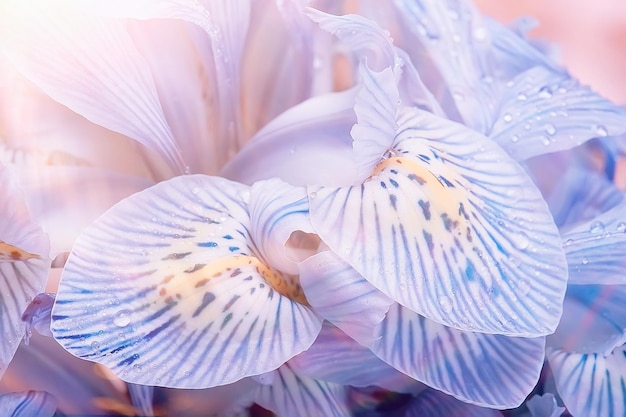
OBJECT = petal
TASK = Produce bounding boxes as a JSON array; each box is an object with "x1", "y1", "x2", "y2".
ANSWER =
[
  {"x1": 248, "y1": 179, "x2": 315, "y2": 276},
  {"x1": 127, "y1": 384, "x2": 154, "y2": 417},
  {"x1": 299, "y1": 251, "x2": 392, "y2": 344},
  {"x1": 547, "y1": 345, "x2": 626, "y2": 417},
  {"x1": 254, "y1": 362, "x2": 351, "y2": 417},
  {"x1": 406, "y1": 388, "x2": 504, "y2": 417},
  {"x1": 489, "y1": 65, "x2": 626, "y2": 161},
  {"x1": 0, "y1": 391, "x2": 57, "y2": 417},
  {"x1": 562, "y1": 197, "x2": 626, "y2": 285},
  {"x1": 525, "y1": 393, "x2": 566, "y2": 417},
  {"x1": 392, "y1": 0, "x2": 498, "y2": 133},
  {"x1": 0, "y1": 3, "x2": 186, "y2": 173},
  {"x1": 309, "y1": 68, "x2": 568, "y2": 336},
  {"x1": 289, "y1": 323, "x2": 419, "y2": 392},
  {"x1": 547, "y1": 285, "x2": 626, "y2": 355},
  {"x1": 370, "y1": 304, "x2": 545, "y2": 408},
  {"x1": 0, "y1": 167, "x2": 50, "y2": 377},
  {"x1": 51, "y1": 175, "x2": 322, "y2": 388},
  {"x1": 221, "y1": 90, "x2": 359, "y2": 187},
  {"x1": 21, "y1": 293, "x2": 55, "y2": 340}
]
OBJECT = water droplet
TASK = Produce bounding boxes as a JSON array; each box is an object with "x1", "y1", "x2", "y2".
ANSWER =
[
  {"x1": 511, "y1": 135, "x2": 519, "y2": 143},
  {"x1": 541, "y1": 136, "x2": 551, "y2": 146},
  {"x1": 516, "y1": 92, "x2": 527, "y2": 101},
  {"x1": 544, "y1": 123, "x2": 556, "y2": 136},
  {"x1": 564, "y1": 239, "x2": 573, "y2": 246},
  {"x1": 191, "y1": 187, "x2": 200, "y2": 195},
  {"x1": 617, "y1": 222, "x2": 626, "y2": 233},
  {"x1": 453, "y1": 91, "x2": 465, "y2": 101},
  {"x1": 595, "y1": 125, "x2": 608, "y2": 137},
  {"x1": 538, "y1": 86, "x2": 553, "y2": 98},
  {"x1": 582, "y1": 257, "x2": 589, "y2": 265},
  {"x1": 91, "y1": 341, "x2": 100, "y2": 350},
  {"x1": 503, "y1": 113, "x2": 513, "y2": 122},
  {"x1": 113, "y1": 310, "x2": 131, "y2": 327},
  {"x1": 439, "y1": 296, "x2": 453, "y2": 313},
  {"x1": 524, "y1": 123, "x2": 532, "y2": 131},
  {"x1": 309, "y1": 191, "x2": 317, "y2": 199},
  {"x1": 589, "y1": 221, "x2": 605, "y2": 234},
  {"x1": 512, "y1": 231, "x2": 530, "y2": 250},
  {"x1": 517, "y1": 279, "x2": 531, "y2": 296},
  {"x1": 473, "y1": 26, "x2": 487, "y2": 41}
]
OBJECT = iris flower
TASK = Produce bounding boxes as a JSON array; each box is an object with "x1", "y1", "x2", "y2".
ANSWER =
[{"x1": 1, "y1": 0, "x2": 626, "y2": 416}]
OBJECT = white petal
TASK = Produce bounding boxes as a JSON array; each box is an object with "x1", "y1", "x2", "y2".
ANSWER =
[
  {"x1": 0, "y1": 167, "x2": 50, "y2": 377},
  {"x1": 51, "y1": 175, "x2": 321, "y2": 388},
  {"x1": 127, "y1": 384, "x2": 154, "y2": 417},
  {"x1": 309, "y1": 73, "x2": 567, "y2": 335},
  {"x1": 254, "y1": 363, "x2": 351, "y2": 417},
  {"x1": 0, "y1": 391, "x2": 57, "y2": 417},
  {"x1": 0, "y1": 2, "x2": 186, "y2": 172},
  {"x1": 547, "y1": 345, "x2": 626, "y2": 417},
  {"x1": 370, "y1": 304, "x2": 545, "y2": 408},
  {"x1": 21, "y1": 293, "x2": 55, "y2": 340}
]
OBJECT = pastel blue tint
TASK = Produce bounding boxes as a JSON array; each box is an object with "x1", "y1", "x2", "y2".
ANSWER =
[
  {"x1": 525, "y1": 393, "x2": 565, "y2": 417},
  {"x1": 489, "y1": 66, "x2": 626, "y2": 162},
  {"x1": 255, "y1": 362, "x2": 351, "y2": 417},
  {"x1": 0, "y1": 391, "x2": 58, "y2": 417},
  {"x1": 547, "y1": 344, "x2": 626, "y2": 417},
  {"x1": 127, "y1": 383, "x2": 154, "y2": 417},
  {"x1": 309, "y1": 67, "x2": 567, "y2": 336},
  {"x1": 21, "y1": 293, "x2": 55, "y2": 341},
  {"x1": 51, "y1": 175, "x2": 321, "y2": 388},
  {"x1": 548, "y1": 285, "x2": 626, "y2": 355},
  {"x1": 370, "y1": 304, "x2": 545, "y2": 408},
  {"x1": 406, "y1": 388, "x2": 503, "y2": 417}
]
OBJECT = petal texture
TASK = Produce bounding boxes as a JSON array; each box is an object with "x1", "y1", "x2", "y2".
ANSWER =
[
  {"x1": 51, "y1": 175, "x2": 321, "y2": 388},
  {"x1": 0, "y1": 391, "x2": 57, "y2": 417}
]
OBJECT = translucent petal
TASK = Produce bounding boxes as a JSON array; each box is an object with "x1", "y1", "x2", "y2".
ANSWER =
[
  {"x1": 406, "y1": 388, "x2": 504, "y2": 417},
  {"x1": 526, "y1": 393, "x2": 566, "y2": 417},
  {"x1": 221, "y1": 90, "x2": 359, "y2": 187},
  {"x1": 0, "y1": 3, "x2": 186, "y2": 172},
  {"x1": 22, "y1": 293, "x2": 55, "y2": 340},
  {"x1": 562, "y1": 198, "x2": 626, "y2": 285},
  {"x1": 51, "y1": 175, "x2": 321, "y2": 388},
  {"x1": 547, "y1": 285, "x2": 626, "y2": 355},
  {"x1": 127, "y1": 384, "x2": 154, "y2": 417},
  {"x1": 547, "y1": 345, "x2": 626, "y2": 417},
  {"x1": 0, "y1": 168, "x2": 50, "y2": 377},
  {"x1": 289, "y1": 323, "x2": 420, "y2": 392},
  {"x1": 309, "y1": 94, "x2": 567, "y2": 335},
  {"x1": 254, "y1": 362, "x2": 351, "y2": 417},
  {"x1": 0, "y1": 391, "x2": 57, "y2": 417},
  {"x1": 299, "y1": 251, "x2": 392, "y2": 344},
  {"x1": 393, "y1": 0, "x2": 497, "y2": 133},
  {"x1": 249, "y1": 179, "x2": 314, "y2": 276},
  {"x1": 490, "y1": 66, "x2": 626, "y2": 161},
  {"x1": 370, "y1": 304, "x2": 545, "y2": 408}
]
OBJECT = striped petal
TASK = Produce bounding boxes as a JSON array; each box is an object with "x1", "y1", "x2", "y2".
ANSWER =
[
  {"x1": 0, "y1": 168, "x2": 50, "y2": 377},
  {"x1": 127, "y1": 384, "x2": 154, "y2": 417},
  {"x1": 547, "y1": 285, "x2": 626, "y2": 355},
  {"x1": 562, "y1": 198, "x2": 626, "y2": 285},
  {"x1": 490, "y1": 65, "x2": 626, "y2": 161},
  {"x1": 51, "y1": 175, "x2": 321, "y2": 388},
  {"x1": 309, "y1": 67, "x2": 567, "y2": 336},
  {"x1": 254, "y1": 362, "x2": 351, "y2": 417},
  {"x1": 370, "y1": 304, "x2": 545, "y2": 408},
  {"x1": 0, "y1": 391, "x2": 57, "y2": 417},
  {"x1": 21, "y1": 293, "x2": 55, "y2": 340},
  {"x1": 406, "y1": 389, "x2": 504, "y2": 417},
  {"x1": 299, "y1": 251, "x2": 392, "y2": 344},
  {"x1": 0, "y1": 2, "x2": 186, "y2": 173},
  {"x1": 547, "y1": 345, "x2": 626, "y2": 417}
]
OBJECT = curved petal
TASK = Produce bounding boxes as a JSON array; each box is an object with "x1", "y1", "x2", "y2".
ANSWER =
[
  {"x1": 406, "y1": 388, "x2": 504, "y2": 417},
  {"x1": 309, "y1": 68, "x2": 568, "y2": 336},
  {"x1": 289, "y1": 323, "x2": 420, "y2": 393},
  {"x1": 489, "y1": 66, "x2": 626, "y2": 161},
  {"x1": 0, "y1": 2, "x2": 186, "y2": 173},
  {"x1": 0, "y1": 391, "x2": 57, "y2": 417},
  {"x1": 21, "y1": 293, "x2": 55, "y2": 340},
  {"x1": 127, "y1": 384, "x2": 154, "y2": 417},
  {"x1": 0, "y1": 167, "x2": 50, "y2": 378},
  {"x1": 221, "y1": 90, "x2": 359, "y2": 187},
  {"x1": 51, "y1": 175, "x2": 321, "y2": 388},
  {"x1": 299, "y1": 251, "x2": 392, "y2": 344},
  {"x1": 370, "y1": 304, "x2": 545, "y2": 409},
  {"x1": 525, "y1": 393, "x2": 566, "y2": 417},
  {"x1": 562, "y1": 198, "x2": 626, "y2": 285},
  {"x1": 547, "y1": 345, "x2": 626, "y2": 417},
  {"x1": 254, "y1": 362, "x2": 351, "y2": 417},
  {"x1": 249, "y1": 179, "x2": 315, "y2": 276},
  {"x1": 547, "y1": 285, "x2": 626, "y2": 355}
]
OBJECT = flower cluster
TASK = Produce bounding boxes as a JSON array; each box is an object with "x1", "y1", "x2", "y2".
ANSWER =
[{"x1": 1, "y1": 0, "x2": 626, "y2": 416}]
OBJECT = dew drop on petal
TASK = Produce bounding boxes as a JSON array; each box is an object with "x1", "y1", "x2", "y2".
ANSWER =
[
  {"x1": 309, "y1": 191, "x2": 317, "y2": 199},
  {"x1": 589, "y1": 221, "x2": 605, "y2": 234},
  {"x1": 544, "y1": 123, "x2": 556, "y2": 136},
  {"x1": 541, "y1": 136, "x2": 551, "y2": 146},
  {"x1": 113, "y1": 310, "x2": 131, "y2": 327},
  {"x1": 503, "y1": 113, "x2": 513, "y2": 122},
  {"x1": 582, "y1": 257, "x2": 589, "y2": 265},
  {"x1": 512, "y1": 231, "x2": 530, "y2": 250},
  {"x1": 439, "y1": 296, "x2": 453, "y2": 313},
  {"x1": 564, "y1": 239, "x2": 573, "y2": 246},
  {"x1": 91, "y1": 341, "x2": 100, "y2": 350},
  {"x1": 595, "y1": 125, "x2": 608, "y2": 137},
  {"x1": 517, "y1": 279, "x2": 531, "y2": 296},
  {"x1": 538, "y1": 86, "x2": 553, "y2": 98},
  {"x1": 517, "y1": 92, "x2": 527, "y2": 101},
  {"x1": 511, "y1": 135, "x2": 519, "y2": 143},
  {"x1": 617, "y1": 222, "x2": 626, "y2": 233}
]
